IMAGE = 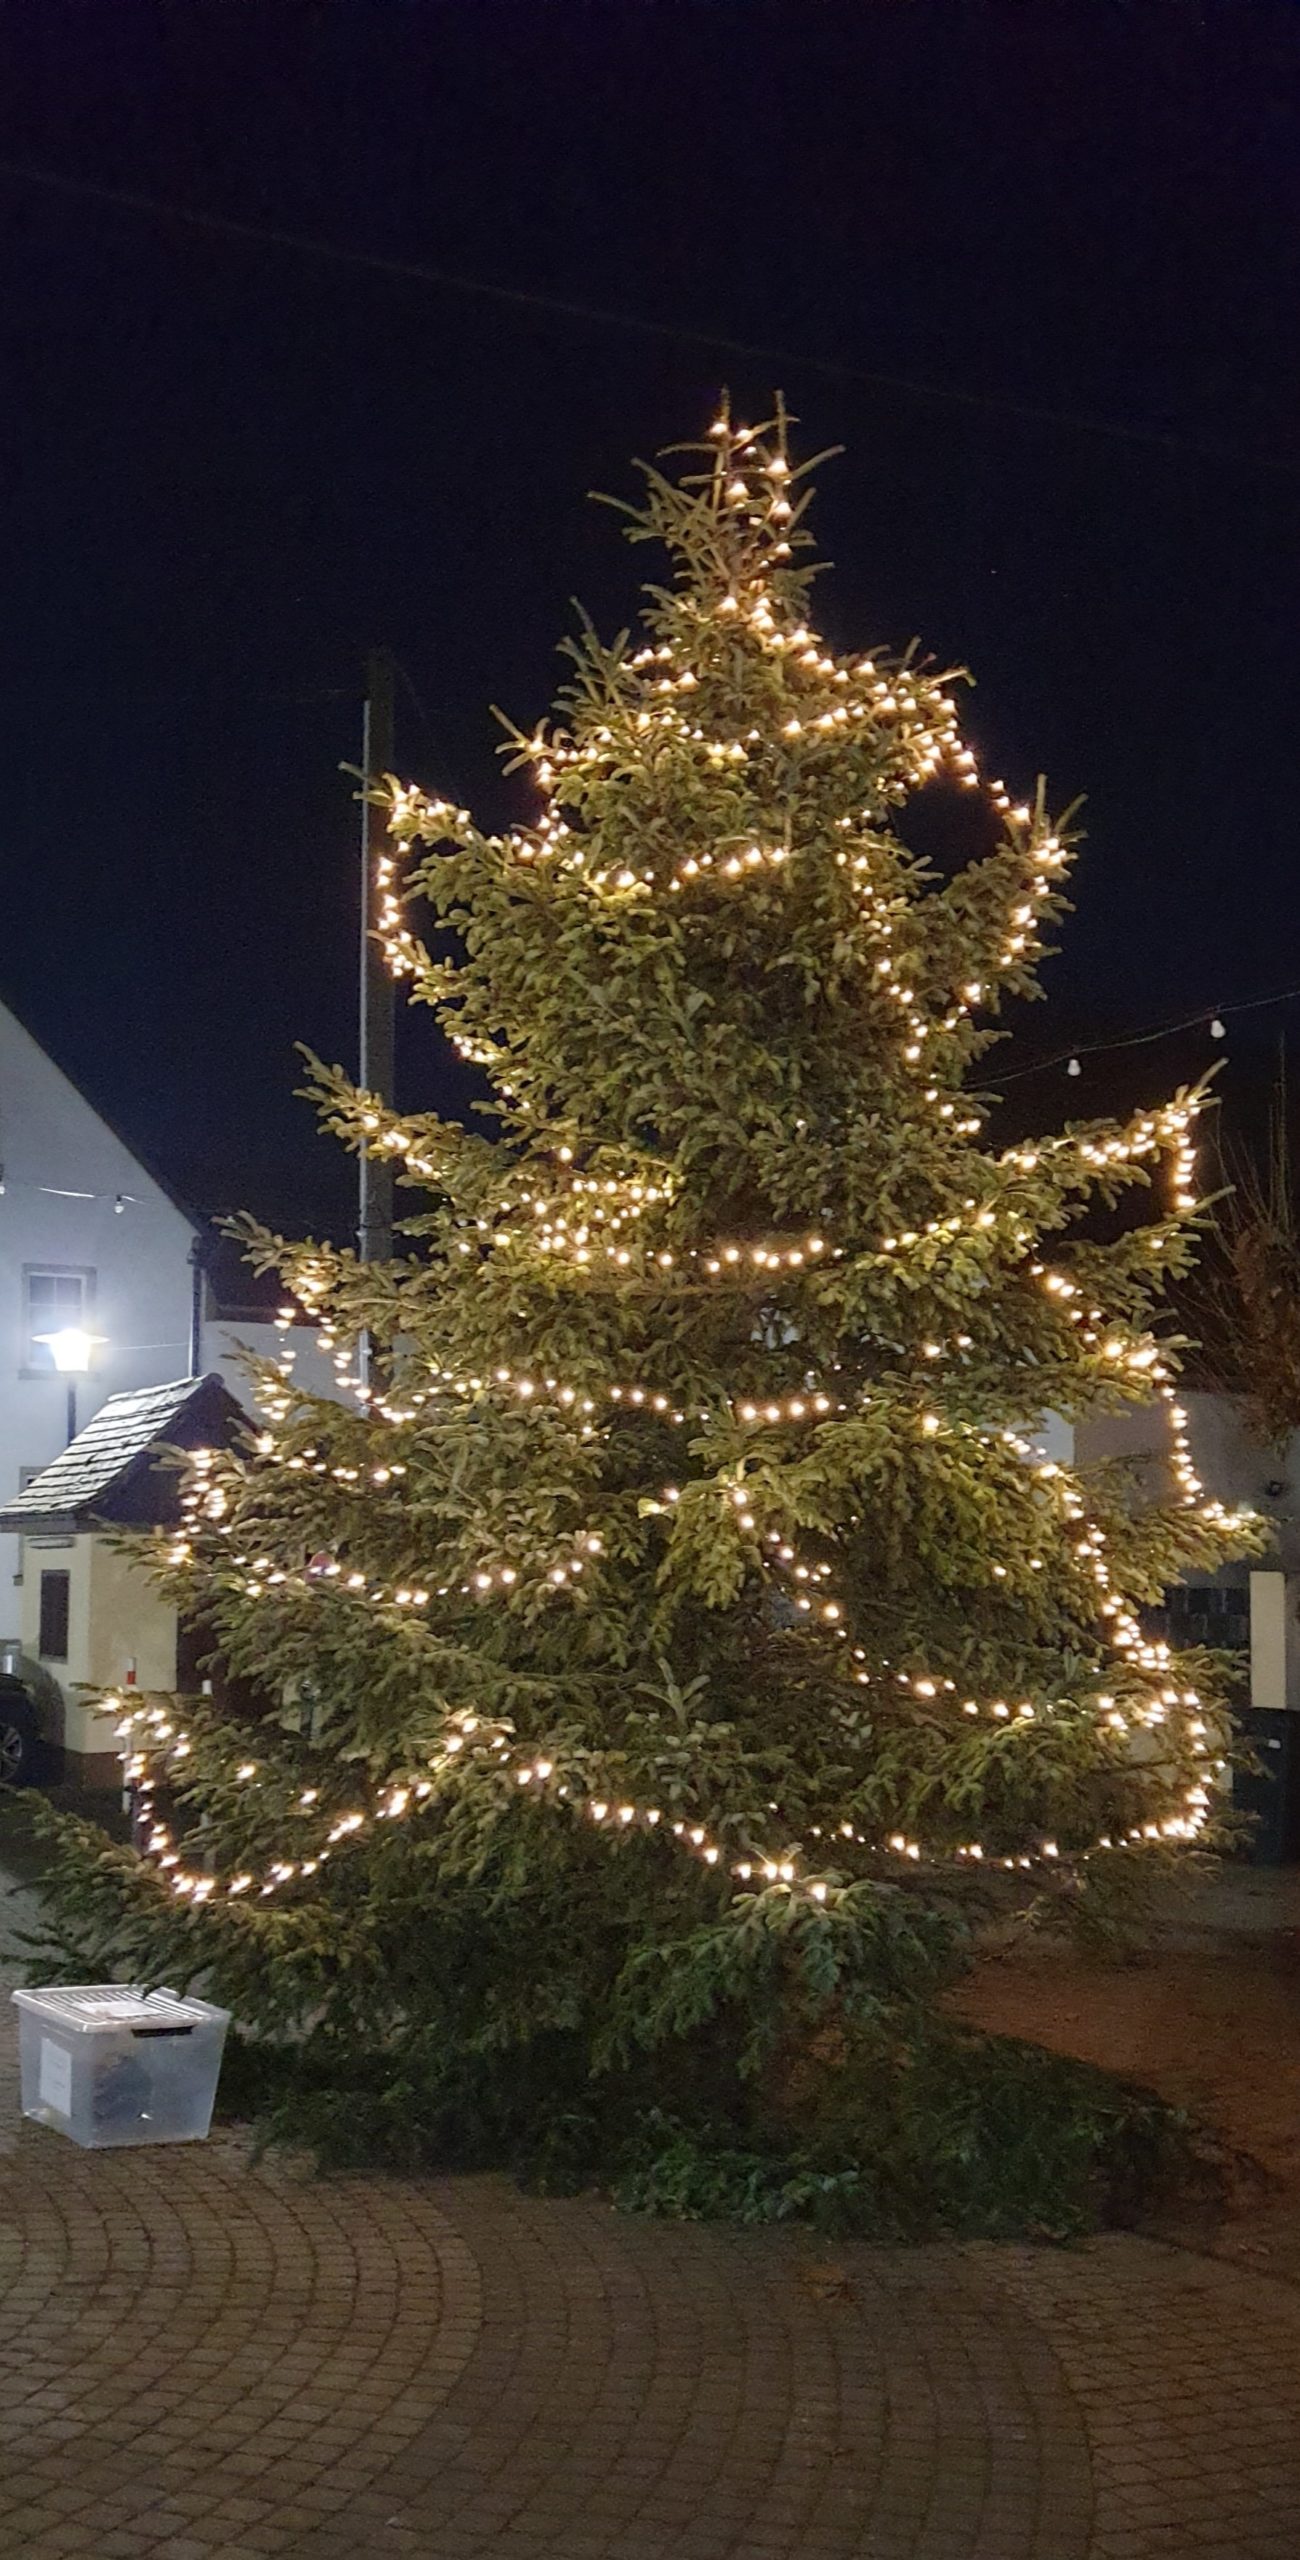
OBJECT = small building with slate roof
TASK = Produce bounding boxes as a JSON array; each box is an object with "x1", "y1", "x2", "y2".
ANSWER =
[{"x1": 0, "y1": 1373, "x2": 247, "y2": 1786}]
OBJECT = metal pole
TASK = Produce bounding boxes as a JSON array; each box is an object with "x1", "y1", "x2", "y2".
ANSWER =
[
  {"x1": 66, "y1": 1382, "x2": 76, "y2": 1446},
  {"x1": 358, "y1": 648, "x2": 396, "y2": 1269},
  {"x1": 188, "y1": 1236, "x2": 205, "y2": 1377}
]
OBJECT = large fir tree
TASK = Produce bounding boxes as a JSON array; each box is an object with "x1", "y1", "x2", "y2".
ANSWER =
[{"x1": 39, "y1": 404, "x2": 1254, "y2": 2211}]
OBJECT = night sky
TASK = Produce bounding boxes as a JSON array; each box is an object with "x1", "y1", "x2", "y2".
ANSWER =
[{"x1": 3, "y1": 2, "x2": 1299, "y2": 1240}]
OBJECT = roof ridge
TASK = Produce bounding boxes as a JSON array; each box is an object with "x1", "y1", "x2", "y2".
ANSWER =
[
  {"x1": 0, "y1": 1372, "x2": 246, "y2": 1529},
  {"x1": 0, "y1": 989, "x2": 204, "y2": 1232}
]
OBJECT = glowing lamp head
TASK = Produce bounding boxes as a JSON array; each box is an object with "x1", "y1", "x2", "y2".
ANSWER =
[{"x1": 37, "y1": 1327, "x2": 100, "y2": 1374}]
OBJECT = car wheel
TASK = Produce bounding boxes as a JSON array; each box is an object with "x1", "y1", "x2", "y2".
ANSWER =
[{"x1": 0, "y1": 1697, "x2": 38, "y2": 1787}]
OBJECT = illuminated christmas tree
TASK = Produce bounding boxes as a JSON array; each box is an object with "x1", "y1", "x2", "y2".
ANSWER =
[{"x1": 40, "y1": 403, "x2": 1255, "y2": 2215}]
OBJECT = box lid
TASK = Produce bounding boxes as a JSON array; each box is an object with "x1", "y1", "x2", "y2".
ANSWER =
[{"x1": 12, "y1": 1985, "x2": 229, "y2": 2034}]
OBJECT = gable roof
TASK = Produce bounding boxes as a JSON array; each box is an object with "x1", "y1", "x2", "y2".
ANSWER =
[
  {"x1": 0, "y1": 988, "x2": 204, "y2": 1235},
  {"x1": 0, "y1": 1373, "x2": 248, "y2": 1534}
]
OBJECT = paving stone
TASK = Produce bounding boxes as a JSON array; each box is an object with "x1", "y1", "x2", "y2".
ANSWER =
[{"x1": 4, "y1": 1965, "x2": 1300, "y2": 2556}]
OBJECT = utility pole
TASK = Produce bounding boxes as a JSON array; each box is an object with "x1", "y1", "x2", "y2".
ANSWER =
[
  {"x1": 358, "y1": 647, "x2": 396, "y2": 1270},
  {"x1": 187, "y1": 1233, "x2": 206, "y2": 1378}
]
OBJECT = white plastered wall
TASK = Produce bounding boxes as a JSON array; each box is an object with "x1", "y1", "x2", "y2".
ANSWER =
[{"x1": 20, "y1": 1531, "x2": 177, "y2": 1765}]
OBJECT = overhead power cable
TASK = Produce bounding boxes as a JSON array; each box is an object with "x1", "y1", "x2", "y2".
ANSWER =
[{"x1": 1, "y1": 158, "x2": 1295, "y2": 476}]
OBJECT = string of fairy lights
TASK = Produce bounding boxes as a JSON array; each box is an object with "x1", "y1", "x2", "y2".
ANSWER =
[
  {"x1": 101, "y1": 406, "x2": 1250, "y2": 1915},
  {"x1": 107, "y1": 1191, "x2": 1237, "y2": 1911},
  {"x1": 110, "y1": 1489, "x2": 1223, "y2": 1910},
  {"x1": 113, "y1": 1380, "x2": 1225, "y2": 1905},
  {"x1": 303, "y1": 1088, "x2": 1201, "y2": 1302}
]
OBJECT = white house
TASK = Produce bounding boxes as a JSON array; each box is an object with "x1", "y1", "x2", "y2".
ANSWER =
[
  {"x1": 0, "y1": 997, "x2": 204, "y2": 1585},
  {"x1": 0, "y1": 996, "x2": 337, "y2": 1611},
  {"x1": 0, "y1": 1372, "x2": 248, "y2": 1786}
]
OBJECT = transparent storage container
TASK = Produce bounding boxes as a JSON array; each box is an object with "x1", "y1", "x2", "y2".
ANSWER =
[{"x1": 13, "y1": 1985, "x2": 231, "y2": 2148}]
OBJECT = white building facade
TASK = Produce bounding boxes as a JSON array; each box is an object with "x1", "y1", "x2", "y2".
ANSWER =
[
  {"x1": 0, "y1": 1000, "x2": 201, "y2": 1593},
  {"x1": 1077, "y1": 1389, "x2": 1300, "y2": 1707},
  {"x1": 0, "y1": 998, "x2": 335, "y2": 1617}
]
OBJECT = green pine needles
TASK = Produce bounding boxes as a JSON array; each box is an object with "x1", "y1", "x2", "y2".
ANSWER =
[{"x1": 29, "y1": 402, "x2": 1256, "y2": 2226}]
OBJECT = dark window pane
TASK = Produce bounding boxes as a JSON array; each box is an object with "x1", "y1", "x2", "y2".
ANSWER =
[{"x1": 38, "y1": 1571, "x2": 70, "y2": 1661}]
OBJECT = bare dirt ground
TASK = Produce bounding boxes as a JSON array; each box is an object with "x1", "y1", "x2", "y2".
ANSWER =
[{"x1": 949, "y1": 1865, "x2": 1300, "y2": 2280}]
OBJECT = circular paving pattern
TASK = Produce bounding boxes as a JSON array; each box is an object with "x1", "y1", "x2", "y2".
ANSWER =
[{"x1": 1, "y1": 2101, "x2": 1299, "y2": 2556}]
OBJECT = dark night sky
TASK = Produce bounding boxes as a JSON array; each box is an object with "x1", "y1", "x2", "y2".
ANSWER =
[{"x1": 2, "y1": 1, "x2": 1299, "y2": 1238}]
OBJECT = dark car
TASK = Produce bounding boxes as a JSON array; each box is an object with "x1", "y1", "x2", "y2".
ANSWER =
[
  {"x1": 0, "y1": 1669, "x2": 39, "y2": 1785},
  {"x1": 0, "y1": 1650, "x2": 62, "y2": 1787}
]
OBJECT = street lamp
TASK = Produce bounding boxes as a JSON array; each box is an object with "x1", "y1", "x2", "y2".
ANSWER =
[{"x1": 37, "y1": 1328, "x2": 102, "y2": 1444}]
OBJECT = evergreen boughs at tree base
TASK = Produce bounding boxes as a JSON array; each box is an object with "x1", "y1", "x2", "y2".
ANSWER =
[{"x1": 24, "y1": 402, "x2": 1257, "y2": 2233}]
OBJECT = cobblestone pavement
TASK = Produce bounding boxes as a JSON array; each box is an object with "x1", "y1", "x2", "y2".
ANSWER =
[{"x1": 4, "y1": 2110, "x2": 1300, "y2": 2560}]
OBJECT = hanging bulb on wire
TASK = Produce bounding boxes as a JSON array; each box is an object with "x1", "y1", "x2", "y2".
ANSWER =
[
  {"x1": 1067, "y1": 1056, "x2": 1082, "y2": 1078},
  {"x1": 1210, "y1": 1015, "x2": 1226, "y2": 1040}
]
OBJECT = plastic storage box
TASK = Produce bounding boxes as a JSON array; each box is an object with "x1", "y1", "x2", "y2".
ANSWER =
[{"x1": 12, "y1": 1985, "x2": 231, "y2": 2148}]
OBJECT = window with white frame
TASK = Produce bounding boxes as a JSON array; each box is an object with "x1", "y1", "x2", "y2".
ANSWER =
[{"x1": 21, "y1": 1267, "x2": 95, "y2": 1374}]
